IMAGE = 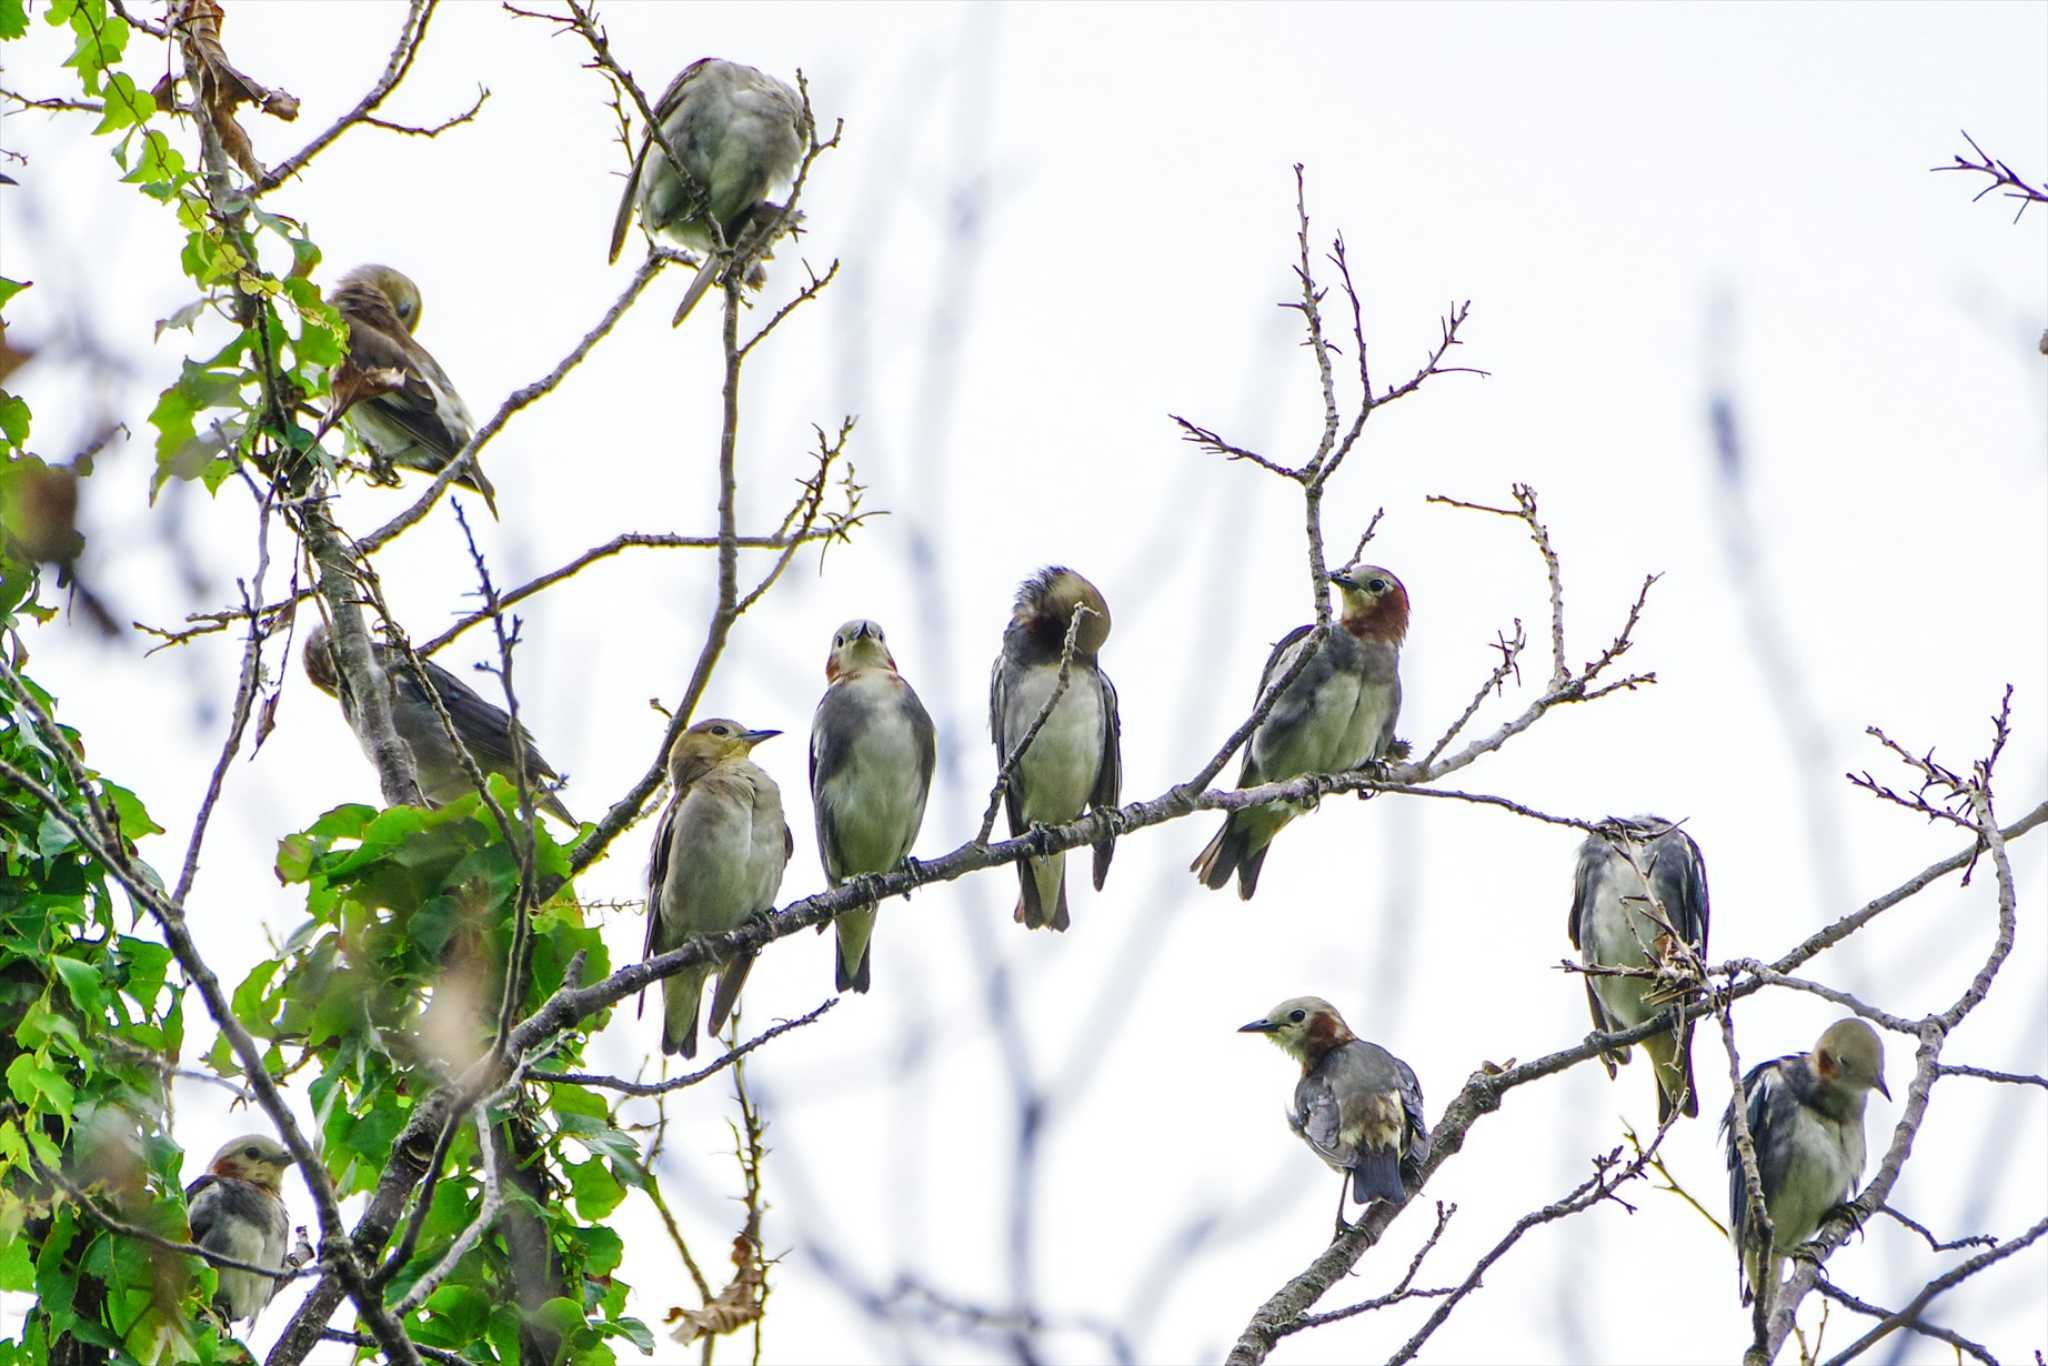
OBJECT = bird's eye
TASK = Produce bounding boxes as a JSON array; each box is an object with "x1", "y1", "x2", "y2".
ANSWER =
[
  {"x1": 1367, "y1": 578, "x2": 1388, "y2": 593},
  {"x1": 711, "y1": 725, "x2": 730, "y2": 737},
  {"x1": 1289, "y1": 1009, "x2": 1306, "y2": 1024},
  {"x1": 244, "y1": 1145, "x2": 261, "y2": 1158}
]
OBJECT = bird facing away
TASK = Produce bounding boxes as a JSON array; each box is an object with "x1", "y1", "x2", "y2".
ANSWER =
[
  {"x1": 1724, "y1": 1017, "x2": 1889, "y2": 1307},
  {"x1": 645, "y1": 718, "x2": 793, "y2": 1057},
  {"x1": 809, "y1": 620, "x2": 937, "y2": 994},
  {"x1": 606, "y1": 58, "x2": 805, "y2": 325},
  {"x1": 184, "y1": 1133, "x2": 292, "y2": 1325},
  {"x1": 1241, "y1": 996, "x2": 1430, "y2": 1236},
  {"x1": 1568, "y1": 815, "x2": 1711, "y2": 1122},
  {"x1": 1192, "y1": 566, "x2": 1407, "y2": 900},
  {"x1": 326, "y1": 265, "x2": 497, "y2": 517},
  {"x1": 988, "y1": 567, "x2": 1123, "y2": 931},
  {"x1": 302, "y1": 623, "x2": 575, "y2": 826}
]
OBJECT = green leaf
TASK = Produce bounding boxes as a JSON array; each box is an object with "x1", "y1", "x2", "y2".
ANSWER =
[
  {"x1": 420, "y1": 1283, "x2": 491, "y2": 1343},
  {"x1": 603, "y1": 1317, "x2": 655, "y2": 1356},
  {"x1": 0, "y1": 276, "x2": 28, "y2": 309},
  {"x1": 0, "y1": 394, "x2": 30, "y2": 449},
  {"x1": 101, "y1": 781, "x2": 162, "y2": 838},
  {"x1": 35, "y1": 807, "x2": 77, "y2": 860},
  {"x1": 50, "y1": 955, "x2": 104, "y2": 1014},
  {"x1": 574, "y1": 1225, "x2": 623, "y2": 1278},
  {"x1": 91, "y1": 72, "x2": 154, "y2": 135},
  {"x1": 0, "y1": 1231, "x2": 32, "y2": 1291},
  {"x1": 0, "y1": 0, "x2": 27, "y2": 39},
  {"x1": 7, "y1": 1054, "x2": 76, "y2": 1121},
  {"x1": 563, "y1": 1157, "x2": 624, "y2": 1220}
]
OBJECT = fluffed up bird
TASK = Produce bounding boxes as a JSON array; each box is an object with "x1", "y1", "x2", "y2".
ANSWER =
[
  {"x1": 1241, "y1": 997, "x2": 1429, "y2": 1236},
  {"x1": 645, "y1": 718, "x2": 793, "y2": 1057},
  {"x1": 1724, "y1": 1017, "x2": 1890, "y2": 1306},
  {"x1": 302, "y1": 623, "x2": 575, "y2": 825},
  {"x1": 184, "y1": 1134, "x2": 292, "y2": 1326},
  {"x1": 607, "y1": 59, "x2": 805, "y2": 326},
  {"x1": 1569, "y1": 816, "x2": 1711, "y2": 1122},
  {"x1": 810, "y1": 620, "x2": 936, "y2": 994},
  {"x1": 989, "y1": 567, "x2": 1122, "y2": 931},
  {"x1": 325, "y1": 265, "x2": 496, "y2": 516},
  {"x1": 1193, "y1": 566, "x2": 1407, "y2": 900}
]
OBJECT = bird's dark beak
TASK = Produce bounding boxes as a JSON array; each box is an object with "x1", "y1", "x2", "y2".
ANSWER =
[
  {"x1": 1237, "y1": 1018, "x2": 1278, "y2": 1034},
  {"x1": 855, "y1": 622, "x2": 876, "y2": 639},
  {"x1": 1327, "y1": 569, "x2": 1357, "y2": 589},
  {"x1": 1875, "y1": 1075, "x2": 1892, "y2": 1101},
  {"x1": 742, "y1": 729, "x2": 782, "y2": 746}
]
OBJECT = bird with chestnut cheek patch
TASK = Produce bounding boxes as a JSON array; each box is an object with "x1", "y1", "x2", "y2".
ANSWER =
[
  {"x1": 184, "y1": 1133, "x2": 293, "y2": 1326},
  {"x1": 1725, "y1": 1017, "x2": 1889, "y2": 1309},
  {"x1": 810, "y1": 619, "x2": 936, "y2": 993},
  {"x1": 1193, "y1": 566, "x2": 1408, "y2": 900},
  {"x1": 1240, "y1": 996, "x2": 1430, "y2": 1238}
]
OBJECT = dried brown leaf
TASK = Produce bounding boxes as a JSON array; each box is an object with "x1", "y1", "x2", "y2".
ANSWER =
[
  {"x1": 174, "y1": 0, "x2": 299, "y2": 180},
  {"x1": 664, "y1": 1235, "x2": 765, "y2": 1345}
]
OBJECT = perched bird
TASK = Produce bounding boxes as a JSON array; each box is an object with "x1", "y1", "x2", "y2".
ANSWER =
[
  {"x1": 606, "y1": 59, "x2": 805, "y2": 325},
  {"x1": 1724, "y1": 1018, "x2": 1890, "y2": 1306},
  {"x1": 1192, "y1": 566, "x2": 1407, "y2": 900},
  {"x1": 1240, "y1": 996, "x2": 1430, "y2": 1236},
  {"x1": 645, "y1": 718, "x2": 792, "y2": 1057},
  {"x1": 1568, "y1": 816, "x2": 1711, "y2": 1122},
  {"x1": 989, "y1": 567, "x2": 1122, "y2": 931},
  {"x1": 325, "y1": 265, "x2": 496, "y2": 516},
  {"x1": 184, "y1": 1134, "x2": 292, "y2": 1326},
  {"x1": 809, "y1": 620, "x2": 937, "y2": 994},
  {"x1": 302, "y1": 623, "x2": 575, "y2": 825}
]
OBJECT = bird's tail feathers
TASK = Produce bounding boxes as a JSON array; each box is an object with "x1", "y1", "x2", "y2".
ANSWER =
[
  {"x1": 662, "y1": 967, "x2": 708, "y2": 1058},
  {"x1": 835, "y1": 908, "x2": 877, "y2": 995},
  {"x1": 706, "y1": 951, "x2": 757, "y2": 1038},
  {"x1": 1091, "y1": 834, "x2": 1115, "y2": 893},
  {"x1": 1015, "y1": 852, "x2": 1069, "y2": 932},
  {"x1": 1349, "y1": 1147, "x2": 1409, "y2": 1205},
  {"x1": 1190, "y1": 816, "x2": 1243, "y2": 892},
  {"x1": 1647, "y1": 1026, "x2": 1701, "y2": 1122}
]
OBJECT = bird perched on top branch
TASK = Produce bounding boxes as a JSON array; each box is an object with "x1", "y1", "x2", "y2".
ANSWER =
[
  {"x1": 607, "y1": 58, "x2": 805, "y2": 326},
  {"x1": 1193, "y1": 565, "x2": 1407, "y2": 900},
  {"x1": 184, "y1": 1133, "x2": 292, "y2": 1326},
  {"x1": 302, "y1": 623, "x2": 576, "y2": 826},
  {"x1": 324, "y1": 264, "x2": 496, "y2": 516},
  {"x1": 810, "y1": 620, "x2": 936, "y2": 994},
  {"x1": 989, "y1": 567, "x2": 1123, "y2": 932}
]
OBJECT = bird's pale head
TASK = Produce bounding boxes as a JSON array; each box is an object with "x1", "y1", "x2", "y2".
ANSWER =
[
  {"x1": 668, "y1": 718, "x2": 780, "y2": 787},
  {"x1": 208, "y1": 1134, "x2": 293, "y2": 1194},
  {"x1": 336, "y1": 264, "x2": 424, "y2": 333},
  {"x1": 825, "y1": 619, "x2": 897, "y2": 681},
  {"x1": 1813, "y1": 1017, "x2": 1890, "y2": 1100},
  {"x1": 1329, "y1": 565, "x2": 1408, "y2": 645},
  {"x1": 302, "y1": 623, "x2": 339, "y2": 697},
  {"x1": 1014, "y1": 566, "x2": 1112, "y2": 655},
  {"x1": 1238, "y1": 995, "x2": 1357, "y2": 1068}
]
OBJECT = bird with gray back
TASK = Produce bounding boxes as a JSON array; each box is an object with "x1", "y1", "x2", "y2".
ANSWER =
[
  {"x1": 326, "y1": 264, "x2": 496, "y2": 516},
  {"x1": 810, "y1": 619, "x2": 936, "y2": 994},
  {"x1": 1240, "y1": 996, "x2": 1430, "y2": 1237},
  {"x1": 1724, "y1": 1017, "x2": 1890, "y2": 1307},
  {"x1": 303, "y1": 623, "x2": 575, "y2": 826},
  {"x1": 1569, "y1": 815, "x2": 1711, "y2": 1122},
  {"x1": 989, "y1": 567, "x2": 1122, "y2": 931},
  {"x1": 607, "y1": 58, "x2": 805, "y2": 325},
  {"x1": 645, "y1": 718, "x2": 792, "y2": 1057},
  {"x1": 1193, "y1": 566, "x2": 1407, "y2": 900},
  {"x1": 185, "y1": 1134, "x2": 292, "y2": 1326}
]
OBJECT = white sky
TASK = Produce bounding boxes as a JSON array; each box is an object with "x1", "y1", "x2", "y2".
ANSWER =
[{"x1": 3, "y1": 2, "x2": 2045, "y2": 1362}]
